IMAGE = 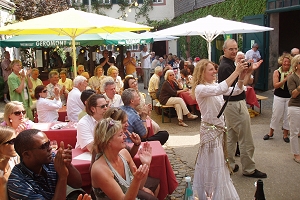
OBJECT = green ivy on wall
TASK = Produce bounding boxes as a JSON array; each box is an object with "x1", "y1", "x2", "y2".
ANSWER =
[
  {"x1": 135, "y1": 0, "x2": 153, "y2": 22},
  {"x1": 163, "y1": 0, "x2": 267, "y2": 59}
]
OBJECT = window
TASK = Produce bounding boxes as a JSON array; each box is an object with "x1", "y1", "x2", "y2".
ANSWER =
[
  {"x1": 153, "y1": 0, "x2": 163, "y2": 3},
  {"x1": 99, "y1": 0, "x2": 111, "y2": 4}
]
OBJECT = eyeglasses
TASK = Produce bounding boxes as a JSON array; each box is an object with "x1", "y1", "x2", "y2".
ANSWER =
[
  {"x1": 13, "y1": 110, "x2": 26, "y2": 116},
  {"x1": 96, "y1": 104, "x2": 108, "y2": 109},
  {"x1": 32, "y1": 140, "x2": 51, "y2": 150},
  {"x1": 3, "y1": 138, "x2": 16, "y2": 145},
  {"x1": 169, "y1": 74, "x2": 175, "y2": 76},
  {"x1": 42, "y1": 90, "x2": 47, "y2": 93}
]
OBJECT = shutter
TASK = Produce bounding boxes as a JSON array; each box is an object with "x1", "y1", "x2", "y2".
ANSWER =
[
  {"x1": 137, "y1": 0, "x2": 143, "y2": 4},
  {"x1": 112, "y1": 0, "x2": 117, "y2": 4}
]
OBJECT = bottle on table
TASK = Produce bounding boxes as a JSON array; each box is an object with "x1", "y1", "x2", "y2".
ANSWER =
[
  {"x1": 254, "y1": 179, "x2": 266, "y2": 200},
  {"x1": 184, "y1": 176, "x2": 193, "y2": 200}
]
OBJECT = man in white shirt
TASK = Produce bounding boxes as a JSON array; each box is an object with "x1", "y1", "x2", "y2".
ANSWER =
[
  {"x1": 140, "y1": 45, "x2": 151, "y2": 89},
  {"x1": 102, "y1": 77, "x2": 123, "y2": 108},
  {"x1": 148, "y1": 66, "x2": 163, "y2": 100},
  {"x1": 76, "y1": 94, "x2": 108, "y2": 152},
  {"x1": 245, "y1": 43, "x2": 262, "y2": 87},
  {"x1": 66, "y1": 75, "x2": 88, "y2": 122}
]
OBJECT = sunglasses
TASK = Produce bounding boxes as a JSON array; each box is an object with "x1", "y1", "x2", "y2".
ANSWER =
[
  {"x1": 42, "y1": 90, "x2": 47, "y2": 93},
  {"x1": 3, "y1": 138, "x2": 16, "y2": 145},
  {"x1": 32, "y1": 140, "x2": 51, "y2": 150},
  {"x1": 96, "y1": 104, "x2": 109, "y2": 109},
  {"x1": 13, "y1": 110, "x2": 26, "y2": 116}
]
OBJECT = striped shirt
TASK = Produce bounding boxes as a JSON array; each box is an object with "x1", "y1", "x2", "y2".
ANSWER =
[{"x1": 7, "y1": 153, "x2": 57, "y2": 200}]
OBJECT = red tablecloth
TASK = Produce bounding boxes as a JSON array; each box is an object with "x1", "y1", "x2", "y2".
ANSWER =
[
  {"x1": 178, "y1": 91, "x2": 199, "y2": 110},
  {"x1": 58, "y1": 106, "x2": 67, "y2": 122},
  {"x1": 72, "y1": 141, "x2": 178, "y2": 200},
  {"x1": 32, "y1": 122, "x2": 77, "y2": 147},
  {"x1": 246, "y1": 86, "x2": 260, "y2": 108}
]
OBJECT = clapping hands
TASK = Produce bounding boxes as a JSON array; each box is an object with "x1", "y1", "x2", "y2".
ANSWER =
[{"x1": 138, "y1": 142, "x2": 152, "y2": 166}]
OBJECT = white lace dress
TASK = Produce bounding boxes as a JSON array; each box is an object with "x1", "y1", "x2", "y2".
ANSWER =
[{"x1": 192, "y1": 81, "x2": 243, "y2": 200}]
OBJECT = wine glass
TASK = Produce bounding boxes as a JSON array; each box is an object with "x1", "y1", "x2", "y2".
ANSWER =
[
  {"x1": 65, "y1": 116, "x2": 70, "y2": 122},
  {"x1": 50, "y1": 140, "x2": 58, "y2": 151}
]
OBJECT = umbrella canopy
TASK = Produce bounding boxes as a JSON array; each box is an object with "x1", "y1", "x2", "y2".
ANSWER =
[
  {"x1": 139, "y1": 31, "x2": 178, "y2": 42},
  {"x1": 0, "y1": 32, "x2": 153, "y2": 48},
  {"x1": 0, "y1": 8, "x2": 152, "y2": 77},
  {"x1": 154, "y1": 15, "x2": 273, "y2": 60}
]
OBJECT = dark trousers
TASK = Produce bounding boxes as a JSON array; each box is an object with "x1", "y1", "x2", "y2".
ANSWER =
[{"x1": 142, "y1": 130, "x2": 169, "y2": 145}]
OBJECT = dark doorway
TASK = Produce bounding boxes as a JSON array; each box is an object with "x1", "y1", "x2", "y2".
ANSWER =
[
  {"x1": 279, "y1": 10, "x2": 300, "y2": 54},
  {"x1": 152, "y1": 41, "x2": 166, "y2": 57}
]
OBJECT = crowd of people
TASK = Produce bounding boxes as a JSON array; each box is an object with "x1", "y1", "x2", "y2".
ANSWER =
[{"x1": 1, "y1": 41, "x2": 300, "y2": 199}]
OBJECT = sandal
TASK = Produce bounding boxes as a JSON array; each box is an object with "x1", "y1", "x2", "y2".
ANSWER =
[
  {"x1": 178, "y1": 122, "x2": 188, "y2": 127},
  {"x1": 187, "y1": 114, "x2": 198, "y2": 120}
]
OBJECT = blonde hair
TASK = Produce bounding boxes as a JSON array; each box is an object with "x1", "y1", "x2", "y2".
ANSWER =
[
  {"x1": 278, "y1": 53, "x2": 293, "y2": 66},
  {"x1": 9, "y1": 60, "x2": 22, "y2": 69},
  {"x1": 93, "y1": 118, "x2": 122, "y2": 154},
  {"x1": 107, "y1": 66, "x2": 119, "y2": 76},
  {"x1": 4, "y1": 101, "x2": 24, "y2": 127},
  {"x1": 291, "y1": 55, "x2": 300, "y2": 72},
  {"x1": 94, "y1": 65, "x2": 103, "y2": 76},
  {"x1": 0, "y1": 126, "x2": 15, "y2": 145},
  {"x1": 191, "y1": 59, "x2": 214, "y2": 98}
]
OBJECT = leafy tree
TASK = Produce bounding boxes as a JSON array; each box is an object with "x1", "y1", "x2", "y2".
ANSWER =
[{"x1": 12, "y1": 0, "x2": 71, "y2": 21}]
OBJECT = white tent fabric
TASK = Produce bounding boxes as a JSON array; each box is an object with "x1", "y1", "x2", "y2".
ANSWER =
[
  {"x1": 140, "y1": 31, "x2": 178, "y2": 41},
  {"x1": 154, "y1": 15, "x2": 273, "y2": 60}
]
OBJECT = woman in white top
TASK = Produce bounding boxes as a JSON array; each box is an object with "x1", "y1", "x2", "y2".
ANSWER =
[
  {"x1": 0, "y1": 126, "x2": 19, "y2": 200},
  {"x1": 89, "y1": 65, "x2": 106, "y2": 94},
  {"x1": 58, "y1": 70, "x2": 73, "y2": 91},
  {"x1": 107, "y1": 66, "x2": 123, "y2": 94},
  {"x1": 35, "y1": 85, "x2": 62, "y2": 123},
  {"x1": 191, "y1": 59, "x2": 248, "y2": 200}
]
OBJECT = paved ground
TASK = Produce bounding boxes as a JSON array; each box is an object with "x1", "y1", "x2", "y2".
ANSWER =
[{"x1": 2, "y1": 85, "x2": 300, "y2": 200}]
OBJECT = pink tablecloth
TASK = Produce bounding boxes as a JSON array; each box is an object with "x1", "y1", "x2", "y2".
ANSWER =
[
  {"x1": 72, "y1": 141, "x2": 178, "y2": 200},
  {"x1": 32, "y1": 122, "x2": 77, "y2": 147},
  {"x1": 58, "y1": 106, "x2": 67, "y2": 122},
  {"x1": 246, "y1": 86, "x2": 260, "y2": 108},
  {"x1": 178, "y1": 91, "x2": 200, "y2": 110}
]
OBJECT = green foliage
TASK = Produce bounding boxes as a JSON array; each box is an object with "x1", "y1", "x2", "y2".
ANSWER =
[
  {"x1": 135, "y1": 0, "x2": 153, "y2": 22},
  {"x1": 164, "y1": 0, "x2": 267, "y2": 59}
]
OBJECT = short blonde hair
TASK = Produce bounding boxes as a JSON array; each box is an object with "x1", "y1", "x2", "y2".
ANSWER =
[
  {"x1": 291, "y1": 55, "x2": 300, "y2": 72},
  {"x1": 107, "y1": 66, "x2": 119, "y2": 76},
  {"x1": 94, "y1": 65, "x2": 103, "y2": 76},
  {"x1": 93, "y1": 118, "x2": 122, "y2": 154},
  {"x1": 191, "y1": 59, "x2": 214, "y2": 98},
  {"x1": 4, "y1": 101, "x2": 24, "y2": 127},
  {"x1": 9, "y1": 60, "x2": 22, "y2": 69}
]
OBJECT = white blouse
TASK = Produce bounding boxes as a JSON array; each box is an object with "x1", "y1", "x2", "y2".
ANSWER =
[{"x1": 195, "y1": 81, "x2": 246, "y2": 127}]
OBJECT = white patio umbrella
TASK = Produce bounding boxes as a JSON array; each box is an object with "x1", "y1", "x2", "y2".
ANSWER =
[
  {"x1": 139, "y1": 31, "x2": 178, "y2": 41},
  {"x1": 0, "y1": 8, "x2": 152, "y2": 77},
  {"x1": 154, "y1": 15, "x2": 273, "y2": 60}
]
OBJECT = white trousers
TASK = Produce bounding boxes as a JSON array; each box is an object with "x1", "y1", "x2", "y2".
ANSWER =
[
  {"x1": 143, "y1": 68, "x2": 150, "y2": 88},
  {"x1": 288, "y1": 106, "x2": 300, "y2": 155},
  {"x1": 270, "y1": 95, "x2": 290, "y2": 131},
  {"x1": 166, "y1": 97, "x2": 189, "y2": 120}
]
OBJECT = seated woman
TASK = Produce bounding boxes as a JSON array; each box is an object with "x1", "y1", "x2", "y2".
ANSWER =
[
  {"x1": 58, "y1": 70, "x2": 73, "y2": 91},
  {"x1": 89, "y1": 65, "x2": 106, "y2": 94},
  {"x1": 103, "y1": 107, "x2": 142, "y2": 158},
  {"x1": 1, "y1": 101, "x2": 34, "y2": 134},
  {"x1": 35, "y1": 85, "x2": 62, "y2": 123},
  {"x1": 159, "y1": 70, "x2": 198, "y2": 127},
  {"x1": 180, "y1": 68, "x2": 192, "y2": 88},
  {"x1": 107, "y1": 65, "x2": 123, "y2": 94},
  {"x1": 91, "y1": 118, "x2": 159, "y2": 200},
  {"x1": 0, "y1": 126, "x2": 19, "y2": 200}
]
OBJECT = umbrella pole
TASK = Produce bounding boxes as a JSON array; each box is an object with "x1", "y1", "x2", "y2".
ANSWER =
[
  {"x1": 208, "y1": 41, "x2": 211, "y2": 61},
  {"x1": 72, "y1": 37, "x2": 77, "y2": 78}
]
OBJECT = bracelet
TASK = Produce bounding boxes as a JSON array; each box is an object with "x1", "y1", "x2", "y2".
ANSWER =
[
  {"x1": 141, "y1": 120, "x2": 146, "y2": 122},
  {"x1": 296, "y1": 87, "x2": 300, "y2": 92},
  {"x1": 238, "y1": 79, "x2": 244, "y2": 82},
  {"x1": 134, "y1": 143, "x2": 141, "y2": 146}
]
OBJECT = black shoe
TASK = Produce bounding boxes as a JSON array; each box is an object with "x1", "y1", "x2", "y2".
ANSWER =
[
  {"x1": 243, "y1": 169, "x2": 267, "y2": 178},
  {"x1": 263, "y1": 134, "x2": 273, "y2": 140},
  {"x1": 144, "y1": 87, "x2": 148, "y2": 89},
  {"x1": 233, "y1": 164, "x2": 239, "y2": 172},
  {"x1": 283, "y1": 137, "x2": 290, "y2": 143}
]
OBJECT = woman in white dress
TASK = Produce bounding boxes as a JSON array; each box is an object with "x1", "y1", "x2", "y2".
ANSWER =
[
  {"x1": 35, "y1": 85, "x2": 62, "y2": 123},
  {"x1": 191, "y1": 59, "x2": 249, "y2": 199}
]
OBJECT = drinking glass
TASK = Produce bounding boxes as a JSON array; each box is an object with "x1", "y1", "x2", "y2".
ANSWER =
[{"x1": 50, "y1": 140, "x2": 58, "y2": 151}]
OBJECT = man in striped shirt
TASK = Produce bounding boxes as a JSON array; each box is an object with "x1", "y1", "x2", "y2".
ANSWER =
[{"x1": 7, "y1": 129, "x2": 82, "y2": 199}]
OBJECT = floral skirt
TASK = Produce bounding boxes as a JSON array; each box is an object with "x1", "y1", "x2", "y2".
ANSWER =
[{"x1": 192, "y1": 121, "x2": 239, "y2": 200}]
